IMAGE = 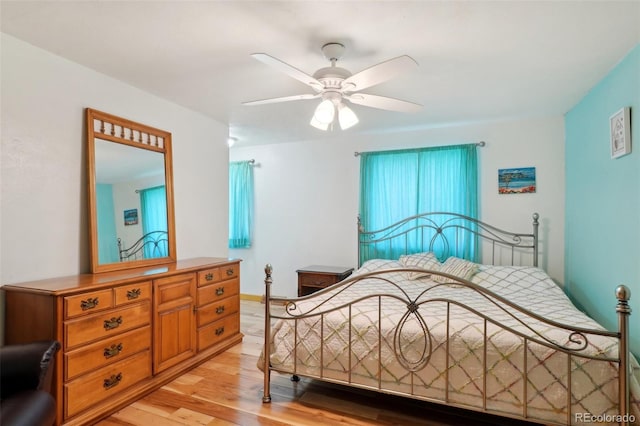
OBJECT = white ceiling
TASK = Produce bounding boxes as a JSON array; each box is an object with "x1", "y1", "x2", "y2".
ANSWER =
[{"x1": 2, "y1": 1, "x2": 639, "y2": 147}]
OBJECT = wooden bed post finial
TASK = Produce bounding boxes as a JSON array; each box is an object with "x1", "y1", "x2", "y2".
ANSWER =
[{"x1": 616, "y1": 284, "x2": 631, "y2": 425}]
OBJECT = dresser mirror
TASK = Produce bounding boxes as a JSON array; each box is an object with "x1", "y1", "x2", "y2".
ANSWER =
[{"x1": 87, "y1": 108, "x2": 177, "y2": 273}]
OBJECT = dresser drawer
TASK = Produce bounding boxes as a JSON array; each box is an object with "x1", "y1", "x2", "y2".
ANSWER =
[
  {"x1": 64, "y1": 302, "x2": 151, "y2": 348},
  {"x1": 114, "y1": 281, "x2": 151, "y2": 306},
  {"x1": 198, "y1": 278, "x2": 239, "y2": 305},
  {"x1": 197, "y1": 313, "x2": 240, "y2": 351},
  {"x1": 197, "y1": 268, "x2": 221, "y2": 286},
  {"x1": 219, "y1": 263, "x2": 239, "y2": 280},
  {"x1": 65, "y1": 326, "x2": 151, "y2": 381},
  {"x1": 197, "y1": 263, "x2": 239, "y2": 287},
  {"x1": 197, "y1": 296, "x2": 239, "y2": 327},
  {"x1": 64, "y1": 350, "x2": 151, "y2": 418},
  {"x1": 65, "y1": 289, "x2": 114, "y2": 319}
]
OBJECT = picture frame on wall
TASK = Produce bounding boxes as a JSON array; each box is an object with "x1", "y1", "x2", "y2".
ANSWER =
[
  {"x1": 498, "y1": 167, "x2": 536, "y2": 194},
  {"x1": 610, "y1": 107, "x2": 631, "y2": 159}
]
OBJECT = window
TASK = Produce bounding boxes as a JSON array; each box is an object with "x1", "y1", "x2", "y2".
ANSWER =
[
  {"x1": 359, "y1": 144, "x2": 478, "y2": 263},
  {"x1": 229, "y1": 161, "x2": 254, "y2": 248}
]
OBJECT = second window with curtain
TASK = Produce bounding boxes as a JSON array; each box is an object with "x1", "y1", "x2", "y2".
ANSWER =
[{"x1": 229, "y1": 161, "x2": 254, "y2": 249}]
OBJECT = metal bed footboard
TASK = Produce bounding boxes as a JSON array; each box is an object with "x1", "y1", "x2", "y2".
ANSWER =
[{"x1": 261, "y1": 266, "x2": 632, "y2": 426}]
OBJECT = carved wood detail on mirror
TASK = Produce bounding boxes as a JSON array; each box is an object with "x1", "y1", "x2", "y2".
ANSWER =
[{"x1": 87, "y1": 108, "x2": 177, "y2": 273}]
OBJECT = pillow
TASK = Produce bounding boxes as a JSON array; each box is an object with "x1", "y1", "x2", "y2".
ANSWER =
[
  {"x1": 399, "y1": 252, "x2": 441, "y2": 280},
  {"x1": 432, "y1": 256, "x2": 479, "y2": 283},
  {"x1": 355, "y1": 259, "x2": 403, "y2": 275}
]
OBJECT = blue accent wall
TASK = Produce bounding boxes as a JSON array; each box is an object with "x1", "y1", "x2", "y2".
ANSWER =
[{"x1": 565, "y1": 44, "x2": 640, "y2": 357}]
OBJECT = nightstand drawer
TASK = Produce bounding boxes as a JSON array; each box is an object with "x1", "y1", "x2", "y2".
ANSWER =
[{"x1": 298, "y1": 273, "x2": 341, "y2": 288}]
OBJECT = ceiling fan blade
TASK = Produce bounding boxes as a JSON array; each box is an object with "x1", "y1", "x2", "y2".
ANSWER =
[
  {"x1": 342, "y1": 56, "x2": 418, "y2": 92},
  {"x1": 346, "y1": 93, "x2": 422, "y2": 113},
  {"x1": 242, "y1": 93, "x2": 319, "y2": 106},
  {"x1": 251, "y1": 53, "x2": 323, "y2": 90}
]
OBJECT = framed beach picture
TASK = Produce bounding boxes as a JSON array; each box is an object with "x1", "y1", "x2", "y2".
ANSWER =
[
  {"x1": 124, "y1": 208, "x2": 138, "y2": 225},
  {"x1": 498, "y1": 167, "x2": 536, "y2": 194},
  {"x1": 610, "y1": 107, "x2": 631, "y2": 159}
]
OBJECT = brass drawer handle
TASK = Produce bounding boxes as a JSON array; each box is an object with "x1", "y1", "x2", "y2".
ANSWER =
[
  {"x1": 226, "y1": 268, "x2": 234, "y2": 276},
  {"x1": 104, "y1": 316, "x2": 123, "y2": 330},
  {"x1": 103, "y1": 373, "x2": 122, "y2": 389},
  {"x1": 103, "y1": 343, "x2": 123, "y2": 359},
  {"x1": 80, "y1": 297, "x2": 99, "y2": 311},
  {"x1": 126, "y1": 288, "x2": 141, "y2": 300},
  {"x1": 205, "y1": 273, "x2": 214, "y2": 281},
  {"x1": 216, "y1": 306, "x2": 225, "y2": 315},
  {"x1": 215, "y1": 326, "x2": 225, "y2": 336},
  {"x1": 215, "y1": 287, "x2": 225, "y2": 296}
]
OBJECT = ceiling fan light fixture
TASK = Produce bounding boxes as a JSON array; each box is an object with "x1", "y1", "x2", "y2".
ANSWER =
[
  {"x1": 245, "y1": 43, "x2": 421, "y2": 133},
  {"x1": 310, "y1": 115, "x2": 329, "y2": 130},
  {"x1": 338, "y1": 103, "x2": 358, "y2": 130},
  {"x1": 313, "y1": 99, "x2": 336, "y2": 124}
]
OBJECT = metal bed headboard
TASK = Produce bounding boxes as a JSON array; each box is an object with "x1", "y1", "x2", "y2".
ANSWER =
[
  {"x1": 118, "y1": 230, "x2": 168, "y2": 261},
  {"x1": 357, "y1": 212, "x2": 539, "y2": 267}
]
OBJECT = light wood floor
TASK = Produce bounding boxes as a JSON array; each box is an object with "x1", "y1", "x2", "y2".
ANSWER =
[{"x1": 96, "y1": 300, "x2": 539, "y2": 426}]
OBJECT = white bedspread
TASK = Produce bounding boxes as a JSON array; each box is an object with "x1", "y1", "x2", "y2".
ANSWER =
[{"x1": 264, "y1": 260, "x2": 639, "y2": 425}]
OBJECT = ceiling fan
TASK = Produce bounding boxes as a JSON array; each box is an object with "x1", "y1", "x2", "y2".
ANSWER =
[{"x1": 243, "y1": 42, "x2": 422, "y2": 131}]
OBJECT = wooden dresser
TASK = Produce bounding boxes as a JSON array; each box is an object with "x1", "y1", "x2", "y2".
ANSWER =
[{"x1": 2, "y1": 257, "x2": 242, "y2": 426}]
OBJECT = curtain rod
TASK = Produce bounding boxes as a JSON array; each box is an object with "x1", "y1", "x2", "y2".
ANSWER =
[{"x1": 353, "y1": 141, "x2": 486, "y2": 157}]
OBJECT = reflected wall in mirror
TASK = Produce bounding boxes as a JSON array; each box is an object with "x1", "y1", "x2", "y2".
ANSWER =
[{"x1": 87, "y1": 108, "x2": 177, "y2": 273}]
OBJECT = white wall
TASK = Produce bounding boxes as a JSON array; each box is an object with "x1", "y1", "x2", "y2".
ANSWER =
[
  {"x1": 231, "y1": 116, "x2": 565, "y2": 298},
  {"x1": 1, "y1": 33, "x2": 230, "y2": 285}
]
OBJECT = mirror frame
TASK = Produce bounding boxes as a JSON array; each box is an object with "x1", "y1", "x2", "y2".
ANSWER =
[{"x1": 87, "y1": 108, "x2": 177, "y2": 273}]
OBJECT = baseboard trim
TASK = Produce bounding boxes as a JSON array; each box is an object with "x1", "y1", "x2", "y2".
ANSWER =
[{"x1": 240, "y1": 293, "x2": 262, "y2": 302}]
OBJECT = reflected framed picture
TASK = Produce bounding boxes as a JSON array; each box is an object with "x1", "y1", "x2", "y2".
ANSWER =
[
  {"x1": 124, "y1": 209, "x2": 138, "y2": 226},
  {"x1": 610, "y1": 107, "x2": 631, "y2": 159}
]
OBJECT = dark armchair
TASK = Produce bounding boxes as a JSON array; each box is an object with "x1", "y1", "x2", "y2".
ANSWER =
[{"x1": 0, "y1": 340, "x2": 60, "y2": 426}]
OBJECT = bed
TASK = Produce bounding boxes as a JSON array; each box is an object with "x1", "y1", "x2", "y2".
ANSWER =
[{"x1": 259, "y1": 212, "x2": 638, "y2": 426}]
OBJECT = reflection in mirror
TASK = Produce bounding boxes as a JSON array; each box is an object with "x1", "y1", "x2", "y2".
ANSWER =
[
  {"x1": 87, "y1": 108, "x2": 176, "y2": 273},
  {"x1": 94, "y1": 139, "x2": 167, "y2": 264}
]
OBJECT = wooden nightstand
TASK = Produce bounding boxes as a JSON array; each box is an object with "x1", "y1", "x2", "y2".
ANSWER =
[{"x1": 296, "y1": 265, "x2": 354, "y2": 297}]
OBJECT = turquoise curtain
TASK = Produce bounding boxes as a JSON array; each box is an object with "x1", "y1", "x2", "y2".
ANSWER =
[
  {"x1": 140, "y1": 185, "x2": 168, "y2": 258},
  {"x1": 96, "y1": 183, "x2": 119, "y2": 264},
  {"x1": 229, "y1": 161, "x2": 254, "y2": 248},
  {"x1": 359, "y1": 144, "x2": 478, "y2": 263}
]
